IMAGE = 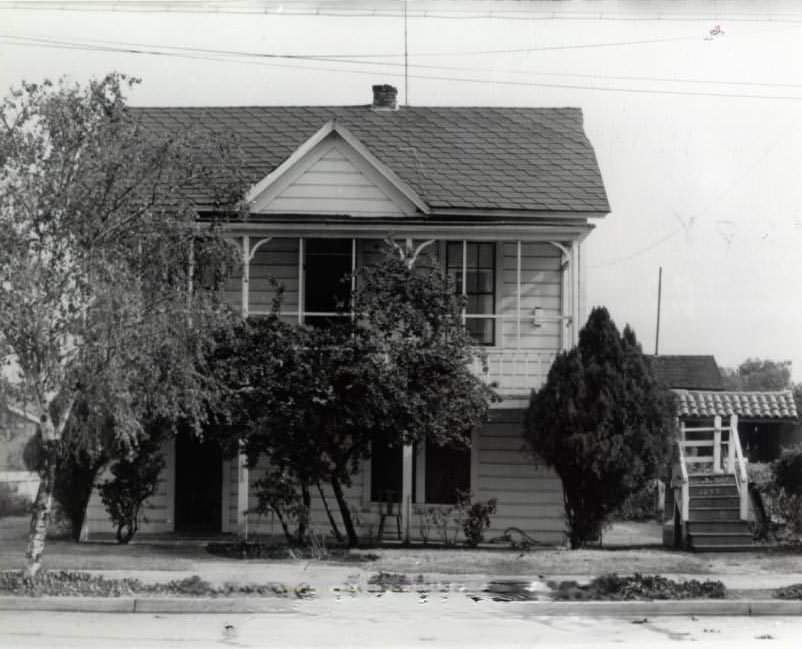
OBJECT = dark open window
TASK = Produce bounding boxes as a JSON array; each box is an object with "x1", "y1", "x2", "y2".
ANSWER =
[
  {"x1": 446, "y1": 242, "x2": 496, "y2": 345},
  {"x1": 424, "y1": 439, "x2": 470, "y2": 505},
  {"x1": 304, "y1": 238, "x2": 351, "y2": 327},
  {"x1": 370, "y1": 442, "x2": 403, "y2": 503}
]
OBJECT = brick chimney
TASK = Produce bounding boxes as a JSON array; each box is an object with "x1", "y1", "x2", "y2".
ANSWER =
[{"x1": 371, "y1": 84, "x2": 398, "y2": 110}]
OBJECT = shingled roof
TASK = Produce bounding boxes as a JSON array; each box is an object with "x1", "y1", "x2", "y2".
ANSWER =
[
  {"x1": 674, "y1": 389, "x2": 799, "y2": 421},
  {"x1": 650, "y1": 355, "x2": 724, "y2": 391},
  {"x1": 132, "y1": 105, "x2": 609, "y2": 214}
]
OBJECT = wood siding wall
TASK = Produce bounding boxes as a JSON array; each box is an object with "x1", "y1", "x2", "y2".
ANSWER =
[{"x1": 258, "y1": 142, "x2": 408, "y2": 217}]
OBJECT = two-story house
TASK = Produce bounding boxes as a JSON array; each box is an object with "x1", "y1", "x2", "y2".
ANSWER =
[{"x1": 84, "y1": 84, "x2": 610, "y2": 545}]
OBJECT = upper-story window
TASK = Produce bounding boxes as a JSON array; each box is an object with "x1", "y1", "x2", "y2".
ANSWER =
[
  {"x1": 304, "y1": 238, "x2": 352, "y2": 327},
  {"x1": 446, "y1": 242, "x2": 496, "y2": 345}
]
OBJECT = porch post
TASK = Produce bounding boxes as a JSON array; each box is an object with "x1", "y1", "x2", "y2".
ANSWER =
[
  {"x1": 237, "y1": 235, "x2": 250, "y2": 536},
  {"x1": 298, "y1": 237, "x2": 305, "y2": 324},
  {"x1": 461, "y1": 240, "x2": 467, "y2": 325},
  {"x1": 570, "y1": 240, "x2": 579, "y2": 346},
  {"x1": 516, "y1": 240, "x2": 522, "y2": 350},
  {"x1": 713, "y1": 415, "x2": 722, "y2": 474},
  {"x1": 728, "y1": 414, "x2": 736, "y2": 473},
  {"x1": 401, "y1": 443, "x2": 414, "y2": 543}
]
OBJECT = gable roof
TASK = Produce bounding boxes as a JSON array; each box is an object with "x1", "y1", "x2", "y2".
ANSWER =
[
  {"x1": 674, "y1": 389, "x2": 798, "y2": 421},
  {"x1": 650, "y1": 355, "x2": 724, "y2": 391},
  {"x1": 132, "y1": 105, "x2": 610, "y2": 214}
]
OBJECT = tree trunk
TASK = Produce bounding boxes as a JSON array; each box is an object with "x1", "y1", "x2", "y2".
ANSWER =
[
  {"x1": 297, "y1": 481, "x2": 311, "y2": 544},
  {"x1": 330, "y1": 475, "x2": 359, "y2": 547},
  {"x1": 25, "y1": 441, "x2": 59, "y2": 579},
  {"x1": 316, "y1": 480, "x2": 344, "y2": 543}
]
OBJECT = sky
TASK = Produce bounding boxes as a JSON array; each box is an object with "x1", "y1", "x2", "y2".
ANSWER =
[{"x1": 1, "y1": 0, "x2": 801, "y2": 380}]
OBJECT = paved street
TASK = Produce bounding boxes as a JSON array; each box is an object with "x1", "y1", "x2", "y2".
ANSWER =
[{"x1": 1, "y1": 598, "x2": 801, "y2": 648}]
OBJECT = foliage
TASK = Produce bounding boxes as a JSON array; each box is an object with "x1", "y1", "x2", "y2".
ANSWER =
[
  {"x1": 613, "y1": 480, "x2": 660, "y2": 521},
  {"x1": 774, "y1": 583, "x2": 802, "y2": 600},
  {"x1": 773, "y1": 445, "x2": 802, "y2": 496},
  {"x1": 549, "y1": 573, "x2": 726, "y2": 601},
  {"x1": 525, "y1": 307, "x2": 675, "y2": 548},
  {"x1": 251, "y1": 469, "x2": 310, "y2": 545},
  {"x1": 0, "y1": 481, "x2": 31, "y2": 518},
  {"x1": 720, "y1": 358, "x2": 792, "y2": 391},
  {"x1": 454, "y1": 491, "x2": 497, "y2": 547},
  {"x1": 0, "y1": 73, "x2": 245, "y2": 573},
  {"x1": 367, "y1": 571, "x2": 412, "y2": 591},
  {"x1": 98, "y1": 432, "x2": 165, "y2": 544},
  {"x1": 0, "y1": 570, "x2": 302, "y2": 597},
  {"x1": 214, "y1": 247, "x2": 497, "y2": 547}
]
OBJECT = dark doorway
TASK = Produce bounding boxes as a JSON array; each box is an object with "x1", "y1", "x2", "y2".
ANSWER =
[{"x1": 174, "y1": 433, "x2": 223, "y2": 533}]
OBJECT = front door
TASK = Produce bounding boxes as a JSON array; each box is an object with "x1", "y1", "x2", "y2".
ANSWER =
[{"x1": 174, "y1": 433, "x2": 223, "y2": 533}]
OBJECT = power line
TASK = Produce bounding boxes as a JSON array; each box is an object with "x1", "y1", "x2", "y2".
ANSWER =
[
  {"x1": 2, "y1": 1, "x2": 802, "y2": 23},
  {"x1": 3, "y1": 32, "x2": 802, "y2": 94},
  {"x1": 2, "y1": 33, "x2": 801, "y2": 101}
]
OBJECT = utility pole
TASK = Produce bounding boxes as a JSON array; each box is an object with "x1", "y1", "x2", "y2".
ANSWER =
[{"x1": 654, "y1": 266, "x2": 662, "y2": 355}]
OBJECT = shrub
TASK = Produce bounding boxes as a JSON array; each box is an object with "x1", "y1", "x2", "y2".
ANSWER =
[
  {"x1": 251, "y1": 469, "x2": 310, "y2": 545},
  {"x1": 773, "y1": 445, "x2": 802, "y2": 496},
  {"x1": 614, "y1": 480, "x2": 659, "y2": 521},
  {"x1": 549, "y1": 573, "x2": 726, "y2": 601},
  {"x1": 454, "y1": 491, "x2": 497, "y2": 547},
  {"x1": 0, "y1": 482, "x2": 31, "y2": 518},
  {"x1": 99, "y1": 438, "x2": 165, "y2": 544},
  {"x1": 525, "y1": 308, "x2": 675, "y2": 548}
]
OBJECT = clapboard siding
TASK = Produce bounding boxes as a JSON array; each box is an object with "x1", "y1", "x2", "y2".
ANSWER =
[
  {"x1": 262, "y1": 146, "x2": 407, "y2": 217},
  {"x1": 477, "y1": 408, "x2": 565, "y2": 543},
  {"x1": 248, "y1": 238, "x2": 300, "y2": 314}
]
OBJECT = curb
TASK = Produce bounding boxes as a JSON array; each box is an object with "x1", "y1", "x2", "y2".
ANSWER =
[{"x1": 2, "y1": 596, "x2": 802, "y2": 616}]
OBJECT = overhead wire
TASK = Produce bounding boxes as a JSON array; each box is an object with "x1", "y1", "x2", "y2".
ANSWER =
[
  {"x1": 2, "y1": 1, "x2": 802, "y2": 23},
  {"x1": 1, "y1": 32, "x2": 801, "y2": 100}
]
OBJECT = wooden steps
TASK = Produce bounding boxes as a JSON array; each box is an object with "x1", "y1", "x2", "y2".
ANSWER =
[{"x1": 685, "y1": 474, "x2": 752, "y2": 552}]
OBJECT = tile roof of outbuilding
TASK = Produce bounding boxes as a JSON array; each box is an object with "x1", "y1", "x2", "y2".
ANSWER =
[
  {"x1": 651, "y1": 355, "x2": 725, "y2": 391},
  {"x1": 132, "y1": 105, "x2": 610, "y2": 214},
  {"x1": 673, "y1": 389, "x2": 799, "y2": 421}
]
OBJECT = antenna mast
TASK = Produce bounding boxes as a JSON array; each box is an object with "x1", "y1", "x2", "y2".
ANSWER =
[
  {"x1": 654, "y1": 266, "x2": 662, "y2": 355},
  {"x1": 404, "y1": 0, "x2": 409, "y2": 105}
]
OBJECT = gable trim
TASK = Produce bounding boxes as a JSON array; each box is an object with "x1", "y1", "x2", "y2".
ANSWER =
[{"x1": 245, "y1": 120, "x2": 430, "y2": 216}]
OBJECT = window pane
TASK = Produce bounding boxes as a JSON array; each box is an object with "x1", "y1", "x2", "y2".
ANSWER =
[
  {"x1": 478, "y1": 243, "x2": 494, "y2": 268},
  {"x1": 467, "y1": 269, "x2": 494, "y2": 294},
  {"x1": 466, "y1": 243, "x2": 478, "y2": 267},
  {"x1": 446, "y1": 242, "x2": 462, "y2": 268},
  {"x1": 305, "y1": 238, "x2": 351, "y2": 325},
  {"x1": 425, "y1": 440, "x2": 470, "y2": 505},
  {"x1": 467, "y1": 318, "x2": 494, "y2": 345},
  {"x1": 467, "y1": 294, "x2": 494, "y2": 314}
]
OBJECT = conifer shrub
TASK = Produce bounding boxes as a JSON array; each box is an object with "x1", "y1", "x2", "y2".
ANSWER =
[{"x1": 525, "y1": 307, "x2": 675, "y2": 548}]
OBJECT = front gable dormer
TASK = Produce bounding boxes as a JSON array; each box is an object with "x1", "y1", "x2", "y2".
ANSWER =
[{"x1": 247, "y1": 121, "x2": 429, "y2": 217}]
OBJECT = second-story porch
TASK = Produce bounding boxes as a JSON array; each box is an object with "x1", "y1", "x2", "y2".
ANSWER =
[{"x1": 225, "y1": 224, "x2": 587, "y2": 399}]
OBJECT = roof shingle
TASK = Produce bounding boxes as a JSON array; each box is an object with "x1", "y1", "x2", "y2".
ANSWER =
[
  {"x1": 132, "y1": 105, "x2": 609, "y2": 214},
  {"x1": 674, "y1": 389, "x2": 799, "y2": 421},
  {"x1": 651, "y1": 355, "x2": 724, "y2": 391}
]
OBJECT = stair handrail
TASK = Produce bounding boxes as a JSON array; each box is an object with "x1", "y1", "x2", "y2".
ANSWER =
[
  {"x1": 676, "y1": 438, "x2": 690, "y2": 523},
  {"x1": 729, "y1": 414, "x2": 749, "y2": 519}
]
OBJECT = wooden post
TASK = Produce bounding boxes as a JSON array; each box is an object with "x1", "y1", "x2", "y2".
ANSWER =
[
  {"x1": 728, "y1": 414, "x2": 736, "y2": 473},
  {"x1": 516, "y1": 240, "x2": 521, "y2": 350},
  {"x1": 298, "y1": 237, "x2": 305, "y2": 324},
  {"x1": 401, "y1": 444, "x2": 414, "y2": 543},
  {"x1": 237, "y1": 235, "x2": 251, "y2": 536},
  {"x1": 713, "y1": 415, "x2": 722, "y2": 474}
]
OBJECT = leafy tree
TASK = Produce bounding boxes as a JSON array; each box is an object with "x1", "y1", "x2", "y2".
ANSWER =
[
  {"x1": 215, "y1": 247, "x2": 497, "y2": 547},
  {"x1": 525, "y1": 307, "x2": 674, "y2": 549},
  {"x1": 0, "y1": 74, "x2": 244, "y2": 575},
  {"x1": 721, "y1": 358, "x2": 792, "y2": 391}
]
